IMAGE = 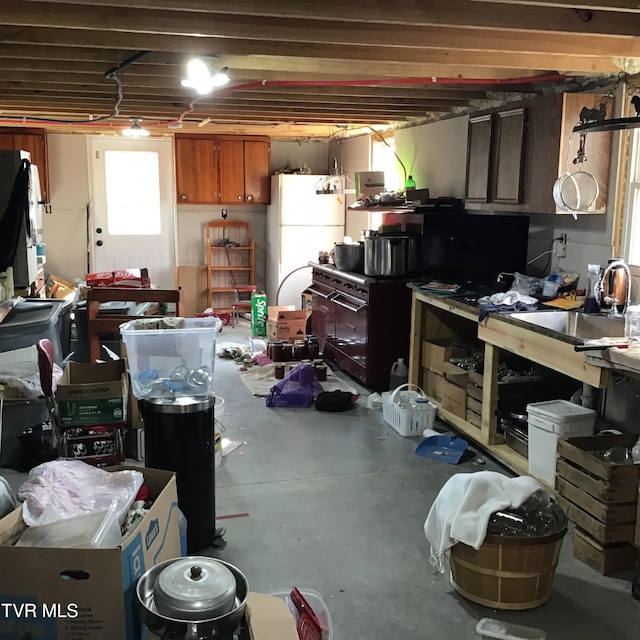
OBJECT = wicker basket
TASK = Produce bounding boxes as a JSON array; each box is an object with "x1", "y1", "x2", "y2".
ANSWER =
[
  {"x1": 450, "y1": 528, "x2": 566, "y2": 610},
  {"x1": 382, "y1": 384, "x2": 436, "y2": 437}
]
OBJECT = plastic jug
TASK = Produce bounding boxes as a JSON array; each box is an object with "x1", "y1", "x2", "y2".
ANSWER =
[{"x1": 389, "y1": 358, "x2": 408, "y2": 391}]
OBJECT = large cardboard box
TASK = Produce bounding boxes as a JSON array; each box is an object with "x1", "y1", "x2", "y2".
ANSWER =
[
  {"x1": 422, "y1": 369, "x2": 443, "y2": 402},
  {"x1": 421, "y1": 339, "x2": 467, "y2": 372},
  {"x1": 266, "y1": 306, "x2": 307, "y2": 342},
  {"x1": 175, "y1": 264, "x2": 208, "y2": 318},
  {"x1": 246, "y1": 593, "x2": 299, "y2": 640},
  {"x1": 0, "y1": 466, "x2": 180, "y2": 640},
  {"x1": 56, "y1": 360, "x2": 128, "y2": 426}
]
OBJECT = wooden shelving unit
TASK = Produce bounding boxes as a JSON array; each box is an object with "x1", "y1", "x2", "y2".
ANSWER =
[{"x1": 205, "y1": 220, "x2": 254, "y2": 313}]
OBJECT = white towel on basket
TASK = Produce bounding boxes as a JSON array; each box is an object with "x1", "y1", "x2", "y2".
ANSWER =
[{"x1": 424, "y1": 471, "x2": 542, "y2": 573}]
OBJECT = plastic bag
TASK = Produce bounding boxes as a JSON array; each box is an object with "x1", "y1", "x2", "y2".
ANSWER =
[
  {"x1": 512, "y1": 272, "x2": 541, "y2": 296},
  {"x1": 266, "y1": 363, "x2": 322, "y2": 408},
  {"x1": 17, "y1": 460, "x2": 143, "y2": 527}
]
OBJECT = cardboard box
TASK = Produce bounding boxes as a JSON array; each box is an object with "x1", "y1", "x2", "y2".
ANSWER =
[
  {"x1": 0, "y1": 466, "x2": 180, "y2": 640},
  {"x1": 246, "y1": 593, "x2": 299, "y2": 640},
  {"x1": 422, "y1": 369, "x2": 443, "y2": 401},
  {"x1": 421, "y1": 339, "x2": 467, "y2": 372},
  {"x1": 175, "y1": 264, "x2": 208, "y2": 318},
  {"x1": 267, "y1": 306, "x2": 307, "y2": 342},
  {"x1": 56, "y1": 360, "x2": 128, "y2": 426},
  {"x1": 440, "y1": 362, "x2": 468, "y2": 387},
  {"x1": 440, "y1": 378, "x2": 467, "y2": 419}
]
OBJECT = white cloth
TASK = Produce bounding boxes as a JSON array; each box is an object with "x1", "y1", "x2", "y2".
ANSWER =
[
  {"x1": 477, "y1": 290, "x2": 538, "y2": 306},
  {"x1": 0, "y1": 475, "x2": 17, "y2": 519},
  {"x1": 424, "y1": 471, "x2": 542, "y2": 573}
]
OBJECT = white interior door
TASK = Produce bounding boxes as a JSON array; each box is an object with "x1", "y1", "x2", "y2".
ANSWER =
[{"x1": 89, "y1": 137, "x2": 176, "y2": 289}]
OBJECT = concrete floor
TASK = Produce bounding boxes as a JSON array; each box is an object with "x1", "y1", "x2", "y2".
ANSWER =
[
  {"x1": 2, "y1": 319, "x2": 639, "y2": 638},
  {"x1": 209, "y1": 321, "x2": 640, "y2": 639}
]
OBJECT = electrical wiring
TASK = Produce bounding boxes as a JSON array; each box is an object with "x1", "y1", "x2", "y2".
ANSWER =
[
  {"x1": 365, "y1": 125, "x2": 407, "y2": 186},
  {"x1": 527, "y1": 236, "x2": 564, "y2": 277}
]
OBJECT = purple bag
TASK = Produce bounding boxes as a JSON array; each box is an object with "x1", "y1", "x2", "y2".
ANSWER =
[{"x1": 266, "y1": 363, "x2": 322, "y2": 407}]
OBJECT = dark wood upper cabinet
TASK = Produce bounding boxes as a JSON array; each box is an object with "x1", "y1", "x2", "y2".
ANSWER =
[
  {"x1": 464, "y1": 93, "x2": 612, "y2": 215},
  {"x1": 492, "y1": 108, "x2": 526, "y2": 205},
  {"x1": 0, "y1": 129, "x2": 49, "y2": 202},
  {"x1": 174, "y1": 135, "x2": 219, "y2": 204},
  {"x1": 465, "y1": 115, "x2": 493, "y2": 203},
  {"x1": 243, "y1": 139, "x2": 270, "y2": 204}
]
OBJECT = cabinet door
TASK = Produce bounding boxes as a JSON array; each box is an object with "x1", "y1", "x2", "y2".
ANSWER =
[
  {"x1": 219, "y1": 139, "x2": 245, "y2": 203},
  {"x1": 244, "y1": 140, "x2": 270, "y2": 204},
  {"x1": 465, "y1": 115, "x2": 493, "y2": 203},
  {"x1": 175, "y1": 136, "x2": 218, "y2": 204},
  {"x1": 492, "y1": 108, "x2": 526, "y2": 204},
  {"x1": 0, "y1": 133, "x2": 15, "y2": 150}
]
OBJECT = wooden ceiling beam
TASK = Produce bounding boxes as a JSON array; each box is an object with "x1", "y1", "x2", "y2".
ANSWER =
[
  {"x1": 0, "y1": 54, "x2": 580, "y2": 77},
  {"x1": 0, "y1": 82, "x2": 488, "y2": 102},
  {"x1": 0, "y1": 88, "x2": 471, "y2": 108},
  {"x1": 0, "y1": 25, "x2": 638, "y2": 60},
  {"x1": 19, "y1": 0, "x2": 640, "y2": 35},
  {"x1": 472, "y1": 0, "x2": 640, "y2": 12}
]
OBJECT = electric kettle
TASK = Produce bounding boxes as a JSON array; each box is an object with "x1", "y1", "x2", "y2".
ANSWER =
[{"x1": 599, "y1": 259, "x2": 628, "y2": 312}]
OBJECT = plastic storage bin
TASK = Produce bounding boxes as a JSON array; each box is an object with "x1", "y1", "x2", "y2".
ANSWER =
[
  {"x1": 120, "y1": 317, "x2": 221, "y2": 399},
  {"x1": 16, "y1": 509, "x2": 122, "y2": 549},
  {"x1": 268, "y1": 587, "x2": 333, "y2": 640},
  {"x1": 526, "y1": 400, "x2": 595, "y2": 485},
  {"x1": 383, "y1": 384, "x2": 437, "y2": 436}
]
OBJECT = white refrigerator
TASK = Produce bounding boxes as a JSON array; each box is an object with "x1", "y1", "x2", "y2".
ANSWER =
[{"x1": 266, "y1": 174, "x2": 345, "y2": 309}]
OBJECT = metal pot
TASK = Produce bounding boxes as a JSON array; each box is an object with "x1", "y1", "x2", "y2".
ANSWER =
[
  {"x1": 364, "y1": 234, "x2": 420, "y2": 277},
  {"x1": 332, "y1": 242, "x2": 364, "y2": 273},
  {"x1": 136, "y1": 557, "x2": 249, "y2": 640}
]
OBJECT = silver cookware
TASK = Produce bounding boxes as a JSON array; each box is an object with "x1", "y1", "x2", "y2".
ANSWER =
[
  {"x1": 332, "y1": 242, "x2": 364, "y2": 273},
  {"x1": 364, "y1": 234, "x2": 421, "y2": 277},
  {"x1": 136, "y1": 557, "x2": 249, "y2": 640}
]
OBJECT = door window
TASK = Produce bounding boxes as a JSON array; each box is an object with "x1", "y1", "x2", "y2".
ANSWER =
[{"x1": 104, "y1": 150, "x2": 161, "y2": 236}]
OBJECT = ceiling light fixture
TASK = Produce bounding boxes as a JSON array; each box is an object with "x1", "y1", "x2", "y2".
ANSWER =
[
  {"x1": 122, "y1": 118, "x2": 150, "y2": 137},
  {"x1": 181, "y1": 58, "x2": 229, "y2": 95}
]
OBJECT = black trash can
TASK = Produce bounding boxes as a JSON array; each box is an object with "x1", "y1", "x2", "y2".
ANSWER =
[{"x1": 143, "y1": 394, "x2": 218, "y2": 553}]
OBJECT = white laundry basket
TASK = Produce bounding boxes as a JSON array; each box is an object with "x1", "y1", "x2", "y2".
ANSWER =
[{"x1": 383, "y1": 384, "x2": 437, "y2": 436}]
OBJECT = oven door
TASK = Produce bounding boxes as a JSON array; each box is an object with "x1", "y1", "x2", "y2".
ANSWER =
[
  {"x1": 309, "y1": 281, "x2": 336, "y2": 352},
  {"x1": 333, "y1": 291, "x2": 367, "y2": 366}
]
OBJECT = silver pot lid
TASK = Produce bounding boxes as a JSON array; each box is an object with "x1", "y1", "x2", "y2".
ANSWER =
[{"x1": 153, "y1": 557, "x2": 236, "y2": 621}]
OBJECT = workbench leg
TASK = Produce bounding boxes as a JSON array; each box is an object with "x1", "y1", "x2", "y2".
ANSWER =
[
  {"x1": 408, "y1": 295, "x2": 424, "y2": 387},
  {"x1": 481, "y1": 342, "x2": 500, "y2": 446}
]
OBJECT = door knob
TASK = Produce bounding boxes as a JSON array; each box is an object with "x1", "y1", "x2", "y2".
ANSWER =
[
  {"x1": 237, "y1": 195, "x2": 243, "y2": 201},
  {"x1": 180, "y1": 194, "x2": 187, "y2": 200},
  {"x1": 96, "y1": 240, "x2": 103, "y2": 247},
  {"x1": 247, "y1": 194, "x2": 253, "y2": 201}
]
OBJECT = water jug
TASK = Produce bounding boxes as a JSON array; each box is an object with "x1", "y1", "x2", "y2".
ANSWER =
[{"x1": 389, "y1": 358, "x2": 408, "y2": 390}]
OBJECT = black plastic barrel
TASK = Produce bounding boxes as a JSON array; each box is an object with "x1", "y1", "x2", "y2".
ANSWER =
[{"x1": 143, "y1": 395, "x2": 216, "y2": 553}]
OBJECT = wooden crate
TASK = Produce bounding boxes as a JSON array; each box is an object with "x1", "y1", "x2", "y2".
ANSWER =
[
  {"x1": 466, "y1": 409, "x2": 481, "y2": 428},
  {"x1": 468, "y1": 370, "x2": 484, "y2": 387},
  {"x1": 467, "y1": 396, "x2": 482, "y2": 415},
  {"x1": 573, "y1": 528, "x2": 638, "y2": 576},
  {"x1": 555, "y1": 434, "x2": 640, "y2": 544}
]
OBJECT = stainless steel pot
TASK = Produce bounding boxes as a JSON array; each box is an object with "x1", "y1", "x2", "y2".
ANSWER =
[
  {"x1": 332, "y1": 242, "x2": 364, "y2": 273},
  {"x1": 364, "y1": 234, "x2": 421, "y2": 277},
  {"x1": 136, "y1": 557, "x2": 248, "y2": 640}
]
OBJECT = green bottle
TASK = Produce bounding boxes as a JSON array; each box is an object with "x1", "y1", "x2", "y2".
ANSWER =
[{"x1": 405, "y1": 175, "x2": 416, "y2": 189}]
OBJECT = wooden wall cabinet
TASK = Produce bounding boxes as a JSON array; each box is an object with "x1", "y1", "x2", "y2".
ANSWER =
[
  {"x1": 175, "y1": 134, "x2": 270, "y2": 205},
  {"x1": 465, "y1": 108, "x2": 526, "y2": 206},
  {"x1": 464, "y1": 93, "x2": 612, "y2": 215},
  {"x1": 219, "y1": 137, "x2": 270, "y2": 204},
  {"x1": 174, "y1": 135, "x2": 219, "y2": 204},
  {"x1": 0, "y1": 128, "x2": 49, "y2": 202}
]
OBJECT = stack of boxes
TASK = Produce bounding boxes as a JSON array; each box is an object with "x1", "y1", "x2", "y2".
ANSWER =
[
  {"x1": 421, "y1": 339, "x2": 468, "y2": 418},
  {"x1": 55, "y1": 359, "x2": 128, "y2": 466},
  {"x1": 555, "y1": 433, "x2": 640, "y2": 575}
]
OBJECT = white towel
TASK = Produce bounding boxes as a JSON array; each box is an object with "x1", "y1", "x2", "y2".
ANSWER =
[{"x1": 424, "y1": 471, "x2": 542, "y2": 573}]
